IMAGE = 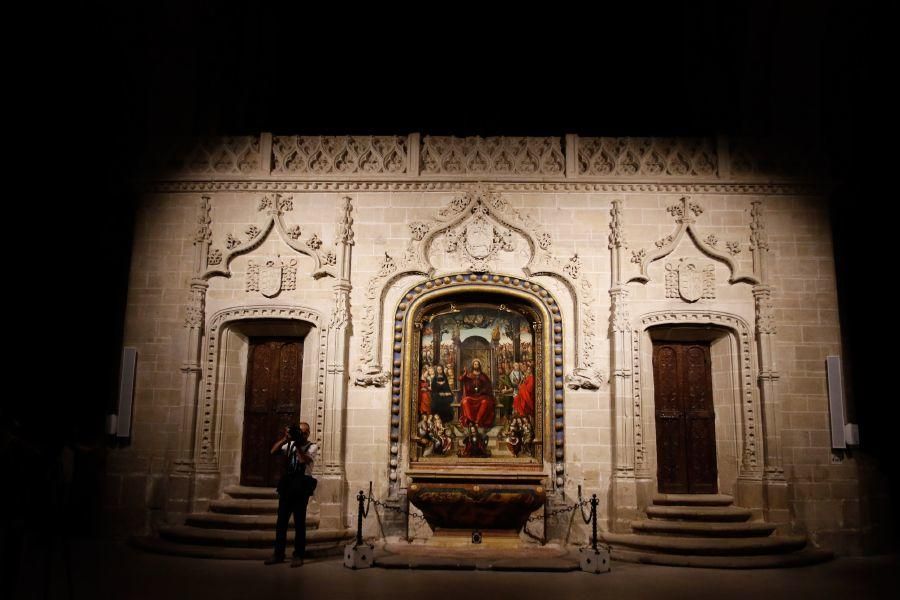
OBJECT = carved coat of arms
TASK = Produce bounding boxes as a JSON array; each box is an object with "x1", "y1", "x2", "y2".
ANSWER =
[
  {"x1": 666, "y1": 258, "x2": 716, "y2": 302},
  {"x1": 464, "y1": 216, "x2": 493, "y2": 259},
  {"x1": 247, "y1": 257, "x2": 298, "y2": 298}
]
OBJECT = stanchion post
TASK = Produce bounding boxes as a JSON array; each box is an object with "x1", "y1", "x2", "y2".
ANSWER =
[
  {"x1": 344, "y1": 484, "x2": 375, "y2": 569},
  {"x1": 579, "y1": 492, "x2": 610, "y2": 574}
]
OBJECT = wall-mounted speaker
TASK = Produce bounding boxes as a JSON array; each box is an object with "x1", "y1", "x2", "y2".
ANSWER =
[
  {"x1": 117, "y1": 347, "x2": 138, "y2": 438},
  {"x1": 826, "y1": 355, "x2": 858, "y2": 448}
]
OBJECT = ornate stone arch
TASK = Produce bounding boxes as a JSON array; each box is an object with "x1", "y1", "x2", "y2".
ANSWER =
[
  {"x1": 197, "y1": 193, "x2": 338, "y2": 281},
  {"x1": 628, "y1": 196, "x2": 759, "y2": 285},
  {"x1": 629, "y1": 310, "x2": 762, "y2": 479},
  {"x1": 354, "y1": 185, "x2": 603, "y2": 390},
  {"x1": 195, "y1": 305, "x2": 328, "y2": 469},
  {"x1": 384, "y1": 272, "x2": 569, "y2": 493}
]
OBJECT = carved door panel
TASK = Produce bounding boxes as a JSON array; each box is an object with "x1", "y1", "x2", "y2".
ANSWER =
[
  {"x1": 241, "y1": 338, "x2": 303, "y2": 487},
  {"x1": 653, "y1": 342, "x2": 717, "y2": 494}
]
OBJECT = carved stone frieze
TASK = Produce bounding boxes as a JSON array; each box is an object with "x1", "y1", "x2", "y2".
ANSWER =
[
  {"x1": 577, "y1": 137, "x2": 717, "y2": 177},
  {"x1": 272, "y1": 136, "x2": 408, "y2": 174},
  {"x1": 153, "y1": 136, "x2": 260, "y2": 175},
  {"x1": 421, "y1": 136, "x2": 564, "y2": 175},
  {"x1": 664, "y1": 259, "x2": 716, "y2": 302},
  {"x1": 246, "y1": 257, "x2": 298, "y2": 298},
  {"x1": 148, "y1": 180, "x2": 823, "y2": 196}
]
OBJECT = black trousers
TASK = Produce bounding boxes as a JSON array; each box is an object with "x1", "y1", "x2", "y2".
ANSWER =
[{"x1": 273, "y1": 487, "x2": 311, "y2": 558}]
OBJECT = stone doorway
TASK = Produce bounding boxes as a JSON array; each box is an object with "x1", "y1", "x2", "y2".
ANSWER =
[
  {"x1": 652, "y1": 340, "x2": 718, "y2": 494},
  {"x1": 240, "y1": 337, "x2": 304, "y2": 487}
]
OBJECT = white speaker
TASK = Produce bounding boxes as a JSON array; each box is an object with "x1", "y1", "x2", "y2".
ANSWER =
[{"x1": 117, "y1": 347, "x2": 138, "y2": 438}]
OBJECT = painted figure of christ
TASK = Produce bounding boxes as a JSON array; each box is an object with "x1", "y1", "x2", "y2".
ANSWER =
[{"x1": 459, "y1": 359, "x2": 495, "y2": 428}]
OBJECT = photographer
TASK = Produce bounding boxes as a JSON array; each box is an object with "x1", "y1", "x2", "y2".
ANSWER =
[{"x1": 265, "y1": 422, "x2": 318, "y2": 567}]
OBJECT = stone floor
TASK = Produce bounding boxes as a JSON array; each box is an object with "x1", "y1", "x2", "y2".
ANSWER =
[{"x1": 11, "y1": 537, "x2": 900, "y2": 600}]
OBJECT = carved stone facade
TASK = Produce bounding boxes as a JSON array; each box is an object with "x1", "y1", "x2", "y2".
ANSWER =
[{"x1": 110, "y1": 134, "x2": 871, "y2": 556}]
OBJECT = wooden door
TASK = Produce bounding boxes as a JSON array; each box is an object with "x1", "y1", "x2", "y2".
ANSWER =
[
  {"x1": 653, "y1": 342, "x2": 718, "y2": 494},
  {"x1": 240, "y1": 338, "x2": 303, "y2": 487}
]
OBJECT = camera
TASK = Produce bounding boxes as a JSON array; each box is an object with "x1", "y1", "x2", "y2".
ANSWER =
[{"x1": 287, "y1": 425, "x2": 303, "y2": 440}]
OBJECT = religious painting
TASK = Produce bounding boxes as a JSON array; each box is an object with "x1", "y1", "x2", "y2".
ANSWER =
[{"x1": 411, "y1": 300, "x2": 542, "y2": 464}]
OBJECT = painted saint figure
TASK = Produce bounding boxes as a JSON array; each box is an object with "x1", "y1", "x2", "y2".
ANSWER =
[
  {"x1": 513, "y1": 360, "x2": 535, "y2": 417},
  {"x1": 459, "y1": 359, "x2": 495, "y2": 428},
  {"x1": 430, "y1": 365, "x2": 455, "y2": 423},
  {"x1": 418, "y1": 366, "x2": 434, "y2": 415}
]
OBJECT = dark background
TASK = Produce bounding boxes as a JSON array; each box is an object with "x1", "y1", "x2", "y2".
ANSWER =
[{"x1": 12, "y1": 1, "x2": 893, "y2": 541}]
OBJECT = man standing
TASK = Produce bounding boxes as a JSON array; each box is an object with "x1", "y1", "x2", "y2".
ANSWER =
[
  {"x1": 265, "y1": 422, "x2": 318, "y2": 567},
  {"x1": 459, "y1": 359, "x2": 495, "y2": 428}
]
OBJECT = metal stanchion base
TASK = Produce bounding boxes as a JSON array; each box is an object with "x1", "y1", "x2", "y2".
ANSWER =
[
  {"x1": 343, "y1": 543, "x2": 375, "y2": 569},
  {"x1": 579, "y1": 547, "x2": 611, "y2": 573}
]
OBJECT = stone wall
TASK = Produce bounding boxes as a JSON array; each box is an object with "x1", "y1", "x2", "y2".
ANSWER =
[{"x1": 107, "y1": 134, "x2": 880, "y2": 554}]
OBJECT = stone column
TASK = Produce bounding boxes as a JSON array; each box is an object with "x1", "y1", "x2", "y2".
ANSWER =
[
  {"x1": 318, "y1": 196, "x2": 354, "y2": 529},
  {"x1": 608, "y1": 199, "x2": 640, "y2": 530},
  {"x1": 750, "y1": 200, "x2": 788, "y2": 527},
  {"x1": 167, "y1": 196, "x2": 212, "y2": 519}
]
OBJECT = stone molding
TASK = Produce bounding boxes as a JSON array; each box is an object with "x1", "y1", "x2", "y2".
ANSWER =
[
  {"x1": 577, "y1": 136, "x2": 717, "y2": 177},
  {"x1": 200, "y1": 306, "x2": 328, "y2": 468},
  {"x1": 145, "y1": 180, "x2": 823, "y2": 196},
  {"x1": 633, "y1": 311, "x2": 761, "y2": 477}
]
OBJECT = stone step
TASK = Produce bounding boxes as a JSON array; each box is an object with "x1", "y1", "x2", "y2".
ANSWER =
[
  {"x1": 185, "y1": 512, "x2": 319, "y2": 530},
  {"x1": 223, "y1": 485, "x2": 279, "y2": 500},
  {"x1": 158, "y1": 525, "x2": 354, "y2": 548},
  {"x1": 130, "y1": 536, "x2": 346, "y2": 560},
  {"x1": 630, "y1": 519, "x2": 776, "y2": 538},
  {"x1": 645, "y1": 505, "x2": 752, "y2": 522},
  {"x1": 610, "y1": 547, "x2": 834, "y2": 569},
  {"x1": 601, "y1": 532, "x2": 807, "y2": 556},
  {"x1": 652, "y1": 493, "x2": 734, "y2": 507},
  {"x1": 208, "y1": 498, "x2": 279, "y2": 514}
]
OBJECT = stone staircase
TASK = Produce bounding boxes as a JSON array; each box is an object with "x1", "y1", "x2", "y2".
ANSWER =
[
  {"x1": 132, "y1": 486, "x2": 354, "y2": 560},
  {"x1": 602, "y1": 493, "x2": 833, "y2": 568}
]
